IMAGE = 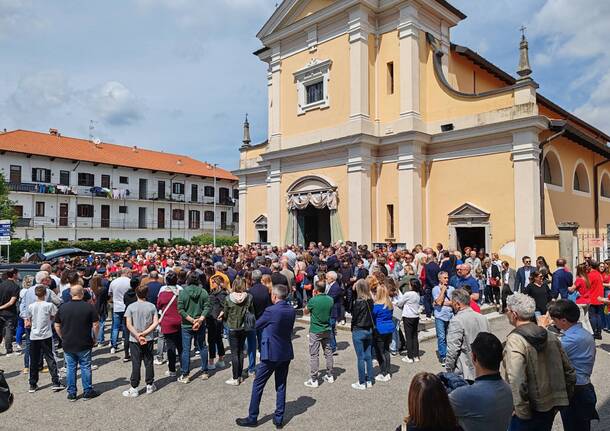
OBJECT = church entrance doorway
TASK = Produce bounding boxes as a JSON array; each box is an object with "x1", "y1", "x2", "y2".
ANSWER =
[
  {"x1": 455, "y1": 226, "x2": 486, "y2": 253},
  {"x1": 297, "y1": 205, "x2": 331, "y2": 246}
]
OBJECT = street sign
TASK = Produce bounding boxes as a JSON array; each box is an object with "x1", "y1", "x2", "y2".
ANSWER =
[
  {"x1": 589, "y1": 238, "x2": 604, "y2": 248},
  {"x1": 0, "y1": 219, "x2": 11, "y2": 246}
]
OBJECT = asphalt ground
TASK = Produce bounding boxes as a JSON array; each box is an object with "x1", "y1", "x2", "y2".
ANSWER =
[{"x1": 2, "y1": 316, "x2": 610, "y2": 430}]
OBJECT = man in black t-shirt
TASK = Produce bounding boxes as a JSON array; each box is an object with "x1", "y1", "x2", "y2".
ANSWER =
[
  {"x1": 0, "y1": 269, "x2": 20, "y2": 355},
  {"x1": 55, "y1": 285, "x2": 99, "y2": 401}
]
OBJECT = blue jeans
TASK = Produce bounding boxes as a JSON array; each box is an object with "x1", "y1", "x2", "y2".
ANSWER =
[
  {"x1": 390, "y1": 317, "x2": 401, "y2": 353},
  {"x1": 110, "y1": 311, "x2": 126, "y2": 348},
  {"x1": 246, "y1": 330, "x2": 257, "y2": 373},
  {"x1": 352, "y1": 328, "x2": 373, "y2": 384},
  {"x1": 97, "y1": 313, "x2": 107, "y2": 344},
  {"x1": 589, "y1": 305, "x2": 604, "y2": 335},
  {"x1": 329, "y1": 318, "x2": 337, "y2": 352},
  {"x1": 510, "y1": 409, "x2": 556, "y2": 431},
  {"x1": 65, "y1": 350, "x2": 93, "y2": 396},
  {"x1": 435, "y1": 318, "x2": 450, "y2": 361},
  {"x1": 16, "y1": 317, "x2": 25, "y2": 346},
  {"x1": 423, "y1": 288, "x2": 433, "y2": 318},
  {"x1": 180, "y1": 327, "x2": 208, "y2": 376}
]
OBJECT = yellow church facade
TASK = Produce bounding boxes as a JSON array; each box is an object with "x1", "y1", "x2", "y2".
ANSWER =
[{"x1": 235, "y1": 0, "x2": 610, "y2": 265}]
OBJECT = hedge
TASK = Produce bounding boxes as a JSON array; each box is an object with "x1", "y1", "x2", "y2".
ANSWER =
[{"x1": 7, "y1": 236, "x2": 239, "y2": 262}]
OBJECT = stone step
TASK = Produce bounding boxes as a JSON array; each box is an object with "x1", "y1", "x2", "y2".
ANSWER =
[{"x1": 295, "y1": 304, "x2": 502, "y2": 335}]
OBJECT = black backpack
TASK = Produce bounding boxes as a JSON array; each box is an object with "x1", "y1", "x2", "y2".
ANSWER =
[{"x1": 0, "y1": 370, "x2": 13, "y2": 413}]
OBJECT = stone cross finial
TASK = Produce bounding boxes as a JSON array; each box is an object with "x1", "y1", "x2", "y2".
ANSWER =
[
  {"x1": 241, "y1": 113, "x2": 251, "y2": 148},
  {"x1": 517, "y1": 25, "x2": 532, "y2": 78}
]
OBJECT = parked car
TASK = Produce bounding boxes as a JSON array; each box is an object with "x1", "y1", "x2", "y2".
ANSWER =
[
  {"x1": 27, "y1": 247, "x2": 90, "y2": 263},
  {"x1": 0, "y1": 263, "x2": 42, "y2": 283}
]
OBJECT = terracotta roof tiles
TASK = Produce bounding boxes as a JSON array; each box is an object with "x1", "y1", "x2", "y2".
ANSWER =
[{"x1": 0, "y1": 129, "x2": 237, "y2": 181}]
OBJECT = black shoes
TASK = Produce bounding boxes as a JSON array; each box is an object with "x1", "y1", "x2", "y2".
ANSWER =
[
  {"x1": 67, "y1": 393, "x2": 77, "y2": 402},
  {"x1": 82, "y1": 390, "x2": 99, "y2": 400},
  {"x1": 235, "y1": 418, "x2": 257, "y2": 428},
  {"x1": 273, "y1": 419, "x2": 284, "y2": 429}
]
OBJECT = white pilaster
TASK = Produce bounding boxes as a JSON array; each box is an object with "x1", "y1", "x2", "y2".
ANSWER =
[
  {"x1": 347, "y1": 144, "x2": 372, "y2": 246},
  {"x1": 269, "y1": 44, "x2": 282, "y2": 150},
  {"x1": 307, "y1": 25, "x2": 318, "y2": 53},
  {"x1": 398, "y1": 5, "x2": 421, "y2": 119},
  {"x1": 238, "y1": 177, "x2": 247, "y2": 244},
  {"x1": 512, "y1": 129, "x2": 541, "y2": 260},
  {"x1": 348, "y1": 6, "x2": 371, "y2": 120},
  {"x1": 266, "y1": 160, "x2": 281, "y2": 245},
  {"x1": 397, "y1": 141, "x2": 424, "y2": 247}
]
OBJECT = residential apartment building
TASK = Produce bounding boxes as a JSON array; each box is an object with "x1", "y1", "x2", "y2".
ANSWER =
[{"x1": 0, "y1": 129, "x2": 238, "y2": 241}]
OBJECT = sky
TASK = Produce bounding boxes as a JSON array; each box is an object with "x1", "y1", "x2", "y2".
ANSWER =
[{"x1": 1, "y1": 0, "x2": 609, "y2": 171}]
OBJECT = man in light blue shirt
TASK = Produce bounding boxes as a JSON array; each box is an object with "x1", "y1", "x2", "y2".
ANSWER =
[
  {"x1": 548, "y1": 299, "x2": 598, "y2": 431},
  {"x1": 432, "y1": 271, "x2": 454, "y2": 365}
]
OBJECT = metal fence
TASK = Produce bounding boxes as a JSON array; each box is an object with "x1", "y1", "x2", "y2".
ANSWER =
[{"x1": 577, "y1": 232, "x2": 608, "y2": 262}]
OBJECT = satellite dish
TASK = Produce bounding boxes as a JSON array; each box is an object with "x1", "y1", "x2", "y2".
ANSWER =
[{"x1": 93, "y1": 137, "x2": 101, "y2": 145}]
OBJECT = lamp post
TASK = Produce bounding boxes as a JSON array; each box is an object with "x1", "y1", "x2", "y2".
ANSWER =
[{"x1": 208, "y1": 163, "x2": 217, "y2": 247}]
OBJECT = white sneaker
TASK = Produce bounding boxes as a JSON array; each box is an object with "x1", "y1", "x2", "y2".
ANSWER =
[
  {"x1": 304, "y1": 379, "x2": 319, "y2": 388},
  {"x1": 153, "y1": 358, "x2": 165, "y2": 365},
  {"x1": 122, "y1": 387, "x2": 139, "y2": 398},
  {"x1": 164, "y1": 370, "x2": 176, "y2": 377},
  {"x1": 351, "y1": 382, "x2": 366, "y2": 390},
  {"x1": 323, "y1": 374, "x2": 334, "y2": 384},
  {"x1": 225, "y1": 378, "x2": 240, "y2": 386},
  {"x1": 366, "y1": 381, "x2": 373, "y2": 389},
  {"x1": 91, "y1": 364, "x2": 99, "y2": 371},
  {"x1": 383, "y1": 374, "x2": 392, "y2": 382},
  {"x1": 146, "y1": 384, "x2": 157, "y2": 394},
  {"x1": 208, "y1": 363, "x2": 216, "y2": 370},
  {"x1": 216, "y1": 360, "x2": 226, "y2": 368},
  {"x1": 402, "y1": 357, "x2": 414, "y2": 363},
  {"x1": 177, "y1": 375, "x2": 190, "y2": 384},
  {"x1": 414, "y1": 357, "x2": 420, "y2": 362},
  {"x1": 110, "y1": 348, "x2": 116, "y2": 355},
  {"x1": 375, "y1": 374, "x2": 386, "y2": 382}
]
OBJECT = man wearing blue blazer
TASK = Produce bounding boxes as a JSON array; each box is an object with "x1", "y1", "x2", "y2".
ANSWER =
[
  {"x1": 515, "y1": 256, "x2": 535, "y2": 293},
  {"x1": 236, "y1": 284, "x2": 296, "y2": 429}
]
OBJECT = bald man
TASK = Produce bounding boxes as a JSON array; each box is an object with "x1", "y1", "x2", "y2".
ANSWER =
[{"x1": 55, "y1": 285, "x2": 99, "y2": 401}]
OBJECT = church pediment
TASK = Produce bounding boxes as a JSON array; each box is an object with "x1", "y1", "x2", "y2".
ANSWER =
[
  {"x1": 257, "y1": 0, "x2": 336, "y2": 40},
  {"x1": 448, "y1": 202, "x2": 490, "y2": 222}
]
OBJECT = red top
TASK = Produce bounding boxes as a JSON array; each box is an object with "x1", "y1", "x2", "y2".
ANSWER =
[
  {"x1": 588, "y1": 270, "x2": 604, "y2": 305},
  {"x1": 575, "y1": 277, "x2": 591, "y2": 304},
  {"x1": 156, "y1": 290, "x2": 181, "y2": 334},
  {"x1": 470, "y1": 300, "x2": 481, "y2": 313}
]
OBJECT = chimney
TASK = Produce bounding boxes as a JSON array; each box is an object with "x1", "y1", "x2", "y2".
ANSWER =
[
  {"x1": 517, "y1": 26, "x2": 532, "y2": 80},
  {"x1": 49, "y1": 128, "x2": 59, "y2": 136},
  {"x1": 241, "y1": 113, "x2": 252, "y2": 149}
]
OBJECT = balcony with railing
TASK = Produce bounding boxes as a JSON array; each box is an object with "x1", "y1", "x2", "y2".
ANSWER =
[{"x1": 8, "y1": 182, "x2": 238, "y2": 207}]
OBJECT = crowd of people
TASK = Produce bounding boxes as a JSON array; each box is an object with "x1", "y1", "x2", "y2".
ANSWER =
[{"x1": 0, "y1": 241, "x2": 606, "y2": 430}]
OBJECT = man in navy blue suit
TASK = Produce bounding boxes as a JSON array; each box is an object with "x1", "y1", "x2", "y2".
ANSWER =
[
  {"x1": 236, "y1": 284, "x2": 296, "y2": 429},
  {"x1": 515, "y1": 256, "x2": 535, "y2": 293},
  {"x1": 551, "y1": 258, "x2": 574, "y2": 299}
]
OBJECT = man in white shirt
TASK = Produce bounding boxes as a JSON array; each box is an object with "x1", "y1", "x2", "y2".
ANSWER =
[{"x1": 109, "y1": 268, "x2": 132, "y2": 354}]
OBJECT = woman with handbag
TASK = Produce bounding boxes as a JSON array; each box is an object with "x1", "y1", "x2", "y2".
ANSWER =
[
  {"x1": 350, "y1": 279, "x2": 375, "y2": 390},
  {"x1": 220, "y1": 276, "x2": 255, "y2": 386},
  {"x1": 156, "y1": 275, "x2": 183, "y2": 378}
]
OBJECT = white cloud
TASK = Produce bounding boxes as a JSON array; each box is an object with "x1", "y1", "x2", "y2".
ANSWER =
[
  {"x1": 8, "y1": 70, "x2": 72, "y2": 113},
  {"x1": 0, "y1": 0, "x2": 45, "y2": 39},
  {"x1": 530, "y1": 0, "x2": 610, "y2": 133},
  {"x1": 86, "y1": 81, "x2": 143, "y2": 126}
]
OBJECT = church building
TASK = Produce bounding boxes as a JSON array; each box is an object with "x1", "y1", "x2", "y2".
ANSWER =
[{"x1": 235, "y1": 0, "x2": 610, "y2": 265}]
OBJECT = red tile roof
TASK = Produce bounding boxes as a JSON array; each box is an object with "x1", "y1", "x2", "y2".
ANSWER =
[{"x1": 0, "y1": 129, "x2": 237, "y2": 181}]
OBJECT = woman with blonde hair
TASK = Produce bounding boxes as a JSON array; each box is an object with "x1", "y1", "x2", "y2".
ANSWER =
[
  {"x1": 372, "y1": 283, "x2": 394, "y2": 381},
  {"x1": 366, "y1": 275, "x2": 379, "y2": 300},
  {"x1": 350, "y1": 279, "x2": 375, "y2": 390}
]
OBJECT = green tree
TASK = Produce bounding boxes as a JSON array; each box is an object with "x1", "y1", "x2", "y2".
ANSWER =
[{"x1": 0, "y1": 173, "x2": 15, "y2": 229}]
